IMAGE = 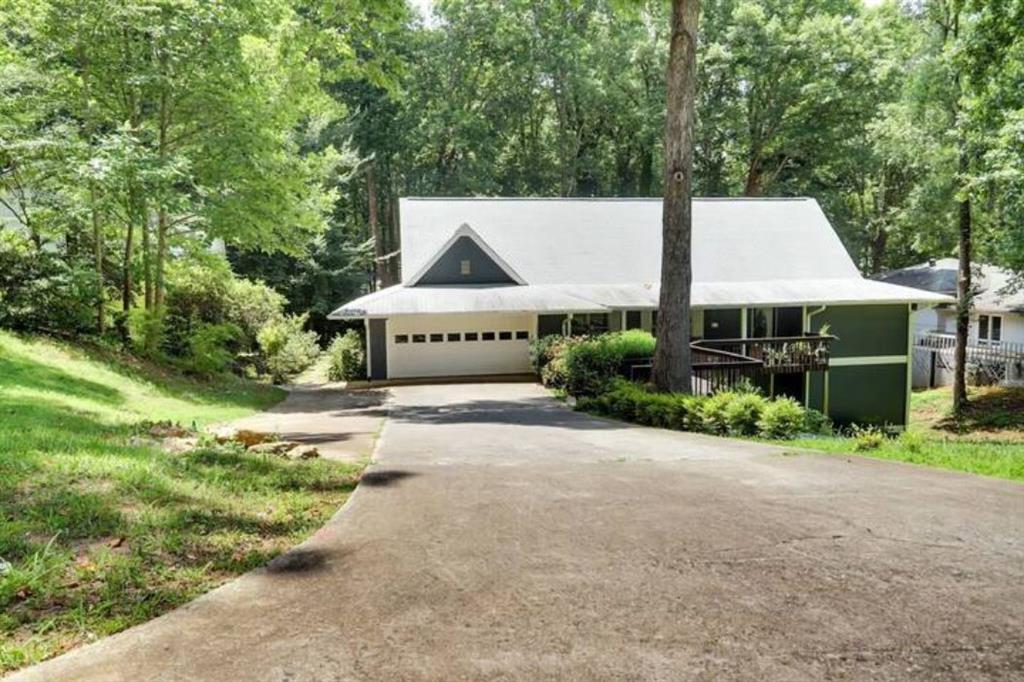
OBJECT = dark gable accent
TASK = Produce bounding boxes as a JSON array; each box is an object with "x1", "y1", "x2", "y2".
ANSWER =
[{"x1": 415, "y1": 236, "x2": 518, "y2": 286}]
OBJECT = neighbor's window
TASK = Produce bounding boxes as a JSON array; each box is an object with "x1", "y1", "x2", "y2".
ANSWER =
[
  {"x1": 460, "y1": 259, "x2": 472, "y2": 275},
  {"x1": 464, "y1": 332, "x2": 479, "y2": 341},
  {"x1": 498, "y1": 331, "x2": 512, "y2": 340},
  {"x1": 447, "y1": 333, "x2": 461, "y2": 342},
  {"x1": 979, "y1": 315, "x2": 1002, "y2": 345},
  {"x1": 412, "y1": 334, "x2": 426, "y2": 343},
  {"x1": 515, "y1": 331, "x2": 529, "y2": 340},
  {"x1": 482, "y1": 332, "x2": 496, "y2": 341},
  {"x1": 395, "y1": 334, "x2": 409, "y2": 344},
  {"x1": 429, "y1": 333, "x2": 444, "y2": 342}
]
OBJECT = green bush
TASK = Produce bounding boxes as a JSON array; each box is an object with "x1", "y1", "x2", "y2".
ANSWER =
[
  {"x1": 803, "y1": 408, "x2": 832, "y2": 435},
  {"x1": 700, "y1": 392, "x2": 735, "y2": 435},
  {"x1": 562, "y1": 330, "x2": 657, "y2": 397},
  {"x1": 756, "y1": 397, "x2": 806, "y2": 439},
  {"x1": 538, "y1": 336, "x2": 573, "y2": 389},
  {"x1": 852, "y1": 425, "x2": 887, "y2": 451},
  {"x1": 184, "y1": 323, "x2": 243, "y2": 376},
  {"x1": 529, "y1": 335, "x2": 563, "y2": 373},
  {"x1": 723, "y1": 392, "x2": 769, "y2": 436},
  {"x1": 225, "y1": 278, "x2": 287, "y2": 347},
  {"x1": 257, "y1": 313, "x2": 321, "y2": 382},
  {"x1": 326, "y1": 329, "x2": 366, "y2": 381},
  {"x1": 897, "y1": 429, "x2": 925, "y2": 453},
  {"x1": 127, "y1": 307, "x2": 167, "y2": 357}
]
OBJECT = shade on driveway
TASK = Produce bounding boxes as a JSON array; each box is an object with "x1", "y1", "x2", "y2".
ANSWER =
[{"x1": 9, "y1": 383, "x2": 1022, "y2": 681}]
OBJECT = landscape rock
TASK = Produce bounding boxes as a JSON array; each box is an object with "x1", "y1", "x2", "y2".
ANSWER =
[
  {"x1": 161, "y1": 436, "x2": 199, "y2": 454},
  {"x1": 287, "y1": 444, "x2": 320, "y2": 460},
  {"x1": 231, "y1": 429, "x2": 277, "y2": 448},
  {"x1": 248, "y1": 440, "x2": 300, "y2": 456}
]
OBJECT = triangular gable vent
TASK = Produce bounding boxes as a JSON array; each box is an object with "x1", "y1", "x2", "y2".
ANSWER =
[{"x1": 407, "y1": 224, "x2": 526, "y2": 286}]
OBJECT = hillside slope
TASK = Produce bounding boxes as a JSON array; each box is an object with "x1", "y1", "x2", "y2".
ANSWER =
[{"x1": 0, "y1": 332, "x2": 360, "y2": 673}]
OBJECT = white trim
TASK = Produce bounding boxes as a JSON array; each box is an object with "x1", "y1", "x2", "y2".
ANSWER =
[
  {"x1": 830, "y1": 355, "x2": 908, "y2": 367},
  {"x1": 405, "y1": 223, "x2": 527, "y2": 286}
]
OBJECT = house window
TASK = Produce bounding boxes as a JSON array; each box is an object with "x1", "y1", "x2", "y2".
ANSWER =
[
  {"x1": 465, "y1": 332, "x2": 479, "y2": 341},
  {"x1": 447, "y1": 333, "x2": 461, "y2": 342},
  {"x1": 746, "y1": 307, "x2": 773, "y2": 338},
  {"x1": 498, "y1": 331, "x2": 512, "y2": 340},
  {"x1": 395, "y1": 335, "x2": 409, "y2": 344},
  {"x1": 429, "y1": 333, "x2": 444, "y2": 342},
  {"x1": 460, "y1": 259, "x2": 472, "y2": 275},
  {"x1": 651, "y1": 311, "x2": 658, "y2": 336},
  {"x1": 515, "y1": 331, "x2": 529, "y2": 340},
  {"x1": 482, "y1": 332, "x2": 496, "y2": 341},
  {"x1": 412, "y1": 334, "x2": 426, "y2": 343},
  {"x1": 570, "y1": 313, "x2": 610, "y2": 335},
  {"x1": 979, "y1": 315, "x2": 1002, "y2": 345},
  {"x1": 625, "y1": 311, "x2": 642, "y2": 330}
]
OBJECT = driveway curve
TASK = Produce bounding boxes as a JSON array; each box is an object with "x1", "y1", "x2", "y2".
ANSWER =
[{"x1": 8, "y1": 383, "x2": 1023, "y2": 681}]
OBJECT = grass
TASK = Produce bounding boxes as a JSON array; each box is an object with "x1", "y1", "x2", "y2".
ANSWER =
[
  {"x1": 0, "y1": 331, "x2": 364, "y2": 673},
  {"x1": 786, "y1": 386, "x2": 1024, "y2": 481}
]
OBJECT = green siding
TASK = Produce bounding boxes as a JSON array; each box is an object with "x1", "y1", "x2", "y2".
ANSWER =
[
  {"x1": 812, "y1": 304, "x2": 908, "y2": 358},
  {"x1": 823, "y1": 364, "x2": 907, "y2": 426}
]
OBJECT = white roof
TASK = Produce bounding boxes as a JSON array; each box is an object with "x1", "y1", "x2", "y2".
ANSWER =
[
  {"x1": 399, "y1": 197, "x2": 862, "y2": 285},
  {"x1": 329, "y1": 198, "x2": 952, "y2": 319}
]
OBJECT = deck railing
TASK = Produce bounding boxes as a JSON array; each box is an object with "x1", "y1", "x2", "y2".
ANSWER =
[
  {"x1": 617, "y1": 334, "x2": 834, "y2": 395},
  {"x1": 692, "y1": 334, "x2": 835, "y2": 374},
  {"x1": 914, "y1": 331, "x2": 1024, "y2": 361}
]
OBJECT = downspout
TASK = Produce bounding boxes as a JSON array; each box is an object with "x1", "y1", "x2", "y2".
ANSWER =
[{"x1": 806, "y1": 305, "x2": 827, "y2": 413}]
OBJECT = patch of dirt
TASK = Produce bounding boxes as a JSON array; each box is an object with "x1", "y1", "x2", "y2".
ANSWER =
[{"x1": 930, "y1": 386, "x2": 1024, "y2": 441}]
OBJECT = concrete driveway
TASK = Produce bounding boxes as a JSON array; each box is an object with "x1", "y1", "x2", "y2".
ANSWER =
[{"x1": 9, "y1": 383, "x2": 1023, "y2": 681}]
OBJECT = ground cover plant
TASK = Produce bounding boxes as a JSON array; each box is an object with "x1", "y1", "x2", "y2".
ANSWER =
[
  {"x1": 787, "y1": 387, "x2": 1024, "y2": 482},
  {"x1": 0, "y1": 332, "x2": 363, "y2": 672}
]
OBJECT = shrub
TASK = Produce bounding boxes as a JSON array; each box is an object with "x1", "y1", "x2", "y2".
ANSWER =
[
  {"x1": 700, "y1": 392, "x2": 736, "y2": 435},
  {"x1": 127, "y1": 307, "x2": 167, "y2": 357},
  {"x1": 723, "y1": 392, "x2": 769, "y2": 436},
  {"x1": 852, "y1": 424, "x2": 886, "y2": 451},
  {"x1": 529, "y1": 335, "x2": 563, "y2": 373},
  {"x1": 756, "y1": 397, "x2": 806, "y2": 439},
  {"x1": 257, "y1": 313, "x2": 321, "y2": 382},
  {"x1": 184, "y1": 323, "x2": 242, "y2": 376},
  {"x1": 326, "y1": 329, "x2": 366, "y2": 382},
  {"x1": 897, "y1": 429, "x2": 925, "y2": 453},
  {"x1": 538, "y1": 336, "x2": 574, "y2": 389},
  {"x1": 562, "y1": 330, "x2": 657, "y2": 398},
  {"x1": 225, "y1": 278, "x2": 286, "y2": 347},
  {"x1": 803, "y1": 408, "x2": 832, "y2": 435}
]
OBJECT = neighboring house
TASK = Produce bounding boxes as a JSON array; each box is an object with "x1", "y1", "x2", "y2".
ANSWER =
[
  {"x1": 875, "y1": 259, "x2": 1024, "y2": 388},
  {"x1": 330, "y1": 198, "x2": 950, "y2": 426}
]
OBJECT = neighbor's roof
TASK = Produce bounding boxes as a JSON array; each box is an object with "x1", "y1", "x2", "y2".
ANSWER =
[
  {"x1": 329, "y1": 198, "x2": 952, "y2": 318},
  {"x1": 875, "y1": 258, "x2": 1023, "y2": 314}
]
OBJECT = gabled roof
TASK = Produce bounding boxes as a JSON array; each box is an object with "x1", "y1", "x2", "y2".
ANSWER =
[
  {"x1": 875, "y1": 259, "x2": 1024, "y2": 314},
  {"x1": 406, "y1": 223, "x2": 526, "y2": 286},
  {"x1": 328, "y1": 197, "x2": 954, "y2": 319},
  {"x1": 398, "y1": 197, "x2": 862, "y2": 285}
]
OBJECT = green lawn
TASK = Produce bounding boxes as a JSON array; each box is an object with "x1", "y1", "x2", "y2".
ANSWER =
[
  {"x1": 0, "y1": 331, "x2": 363, "y2": 673},
  {"x1": 786, "y1": 386, "x2": 1024, "y2": 482}
]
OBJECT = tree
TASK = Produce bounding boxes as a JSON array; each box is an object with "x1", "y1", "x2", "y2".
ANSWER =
[{"x1": 652, "y1": 0, "x2": 699, "y2": 393}]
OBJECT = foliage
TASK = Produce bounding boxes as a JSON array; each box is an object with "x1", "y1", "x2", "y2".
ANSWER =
[
  {"x1": 0, "y1": 331, "x2": 366, "y2": 673},
  {"x1": 788, "y1": 388, "x2": 1024, "y2": 482},
  {"x1": 183, "y1": 323, "x2": 243, "y2": 377},
  {"x1": 257, "y1": 314, "x2": 321, "y2": 383},
  {"x1": 851, "y1": 425, "x2": 887, "y2": 452},
  {"x1": 755, "y1": 397, "x2": 806, "y2": 440},
  {"x1": 326, "y1": 329, "x2": 366, "y2": 382},
  {"x1": 723, "y1": 392, "x2": 769, "y2": 436},
  {"x1": 577, "y1": 378, "x2": 808, "y2": 441},
  {"x1": 803, "y1": 408, "x2": 833, "y2": 435},
  {"x1": 538, "y1": 331, "x2": 656, "y2": 398}
]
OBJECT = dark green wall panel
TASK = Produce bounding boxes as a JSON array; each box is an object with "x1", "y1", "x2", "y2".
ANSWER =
[
  {"x1": 415, "y1": 236, "x2": 517, "y2": 285},
  {"x1": 812, "y1": 305, "x2": 908, "y2": 358}
]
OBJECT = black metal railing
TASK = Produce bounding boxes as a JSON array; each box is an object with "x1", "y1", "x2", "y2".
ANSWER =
[
  {"x1": 693, "y1": 334, "x2": 835, "y2": 374},
  {"x1": 616, "y1": 334, "x2": 835, "y2": 395}
]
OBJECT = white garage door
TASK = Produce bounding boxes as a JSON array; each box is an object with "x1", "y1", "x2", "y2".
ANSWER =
[{"x1": 386, "y1": 313, "x2": 534, "y2": 378}]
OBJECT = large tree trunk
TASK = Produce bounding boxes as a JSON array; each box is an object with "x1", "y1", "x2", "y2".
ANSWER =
[
  {"x1": 652, "y1": 0, "x2": 699, "y2": 393},
  {"x1": 953, "y1": 152, "x2": 972, "y2": 415}
]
